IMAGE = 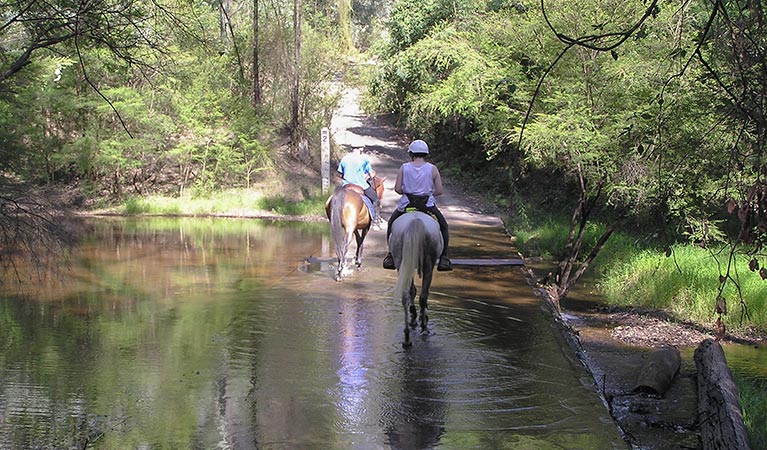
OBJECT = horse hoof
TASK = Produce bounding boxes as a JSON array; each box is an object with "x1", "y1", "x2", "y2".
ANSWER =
[{"x1": 402, "y1": 340, "x2": 413, "y2": 348}]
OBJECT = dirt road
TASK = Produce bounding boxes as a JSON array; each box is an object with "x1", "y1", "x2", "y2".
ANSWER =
[{"x1": 329, "y1": 87, "x2": 508, "y2": 260}]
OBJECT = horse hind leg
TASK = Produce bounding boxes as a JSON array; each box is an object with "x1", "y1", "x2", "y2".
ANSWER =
[
  {"x1": 334, "y1": 248, "x2": 345, "y2": 281},
  {"x1": 419, "y1": 266, "x2": 435, "y2": 334},
  {"x1": 402, "y1": 289, "x2": 412, "y2": 348},
  {"x1": 335, "y1": 230, "x2": 355, "y2": 281},
  {"x1": 408, "y1": 282, "x2": 418, "y2": 328},
  {"x1": 334, "y1": 238, "x2": 348, "y2": 281},
  {"x1": 419, "y1": 295, "x2": 429, "y2": 334},
  {"x1": 353, "y1": 229, "x2": 367, "y2": 268}
]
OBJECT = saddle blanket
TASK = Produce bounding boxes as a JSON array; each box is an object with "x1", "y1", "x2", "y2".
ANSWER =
[{"x1": 360, "y1": 196, "x2": 375, "y2": 220}]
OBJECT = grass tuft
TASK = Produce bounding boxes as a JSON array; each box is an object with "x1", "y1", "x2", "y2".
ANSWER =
[
  {"x1": 599, "y1": 245, "x2": 767, "y2": 331},
  {"x1": 735, "y1": 376, "x2": 767, "y2": 449}
]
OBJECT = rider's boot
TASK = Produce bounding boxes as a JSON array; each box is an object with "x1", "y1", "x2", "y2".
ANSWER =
[
  {"x1": 373, "y1": 204, "x2": 384, "y2": 230},
  {"x1": 437, "y1": 254, "x2": 453, "y2": 272},
  {"x1": 383, "y1": 252, "x2": 395, "y2": 270}
]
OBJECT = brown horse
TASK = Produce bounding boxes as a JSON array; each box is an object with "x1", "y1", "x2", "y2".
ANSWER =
[{"x1": 325, "y1": 176, "x2": 385, "y2": 281}]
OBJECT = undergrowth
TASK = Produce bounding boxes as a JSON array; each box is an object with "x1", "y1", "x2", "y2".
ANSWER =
[{"x1": 736, "y1": 376, "x2": 767, "y2": 449}]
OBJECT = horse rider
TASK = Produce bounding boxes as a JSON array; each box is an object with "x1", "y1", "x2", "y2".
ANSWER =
[
  {"x1": 383, "y1": 139, "x2": 453, "y2": 272},
  {"x1": 337, "y1": 144, "x2": 383, "y2": 227}
]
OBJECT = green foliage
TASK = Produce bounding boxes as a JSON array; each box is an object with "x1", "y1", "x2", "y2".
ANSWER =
[
  {"x1": 0, "y1": 0, "x2": 342, "y2": 202},
  {"x1": 736, "y1": 376, "x2": 767, "y2": 449},
  {"x1": 387, "y1": 0, "x2": 475, "y2": 53}
]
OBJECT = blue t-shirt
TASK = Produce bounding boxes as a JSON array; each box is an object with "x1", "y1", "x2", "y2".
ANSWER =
[{"x1": 337, "y1": 153, "x2": 372, "y2": 189}]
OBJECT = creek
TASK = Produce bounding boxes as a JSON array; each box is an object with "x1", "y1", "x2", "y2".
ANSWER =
[{"x1": 0, "y1": 217, "x2": 627, "y2": 449}]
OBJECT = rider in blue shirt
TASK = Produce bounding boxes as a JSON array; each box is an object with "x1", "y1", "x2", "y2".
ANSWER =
[{"x1": 337, "y1": 145, "x2": 382, "y2": 225}]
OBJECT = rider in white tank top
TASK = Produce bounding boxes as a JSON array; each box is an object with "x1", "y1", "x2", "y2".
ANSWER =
[
  {"x1": 395, "y1": 161, "x2": 437, "y2": 211},
  {"x1": 383, "y1": 139, "x2": 452, "y2": 272}
]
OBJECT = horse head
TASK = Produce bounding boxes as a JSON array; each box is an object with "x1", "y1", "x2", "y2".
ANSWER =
[{"x1": 371, "y1": 176, "x2": 386, "y2": 199}]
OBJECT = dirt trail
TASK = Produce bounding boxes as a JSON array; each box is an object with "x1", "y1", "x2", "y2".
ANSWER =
[{"x1": 329, "y1": 86, "x2": 506, "y2": 259}]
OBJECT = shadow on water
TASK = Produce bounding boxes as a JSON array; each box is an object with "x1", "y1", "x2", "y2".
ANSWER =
[
  {"x1": 0, "y1": 217, "x2": 628, "y2": 449},
  {"x1": 384, "y1": 344, "x2": 446, "y2": 450}
]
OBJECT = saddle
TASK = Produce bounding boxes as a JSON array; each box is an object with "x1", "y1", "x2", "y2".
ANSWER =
[
  {"x1": 343, "y1": 184, "x2": 365, "y2": 196},
  {"x1": 404, "y1": 194, "x2": 433, "y2": 215},
  {"x1": 343, "y1": 183, "x2": 375, "y2": 220}
]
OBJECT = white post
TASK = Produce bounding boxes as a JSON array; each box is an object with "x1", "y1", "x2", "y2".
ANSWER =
[{"x1": 321, "y1": 127, "x2": 330, "y2": 194}]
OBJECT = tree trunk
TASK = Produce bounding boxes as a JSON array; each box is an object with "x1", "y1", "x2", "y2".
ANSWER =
[
  {"x1": 252, "y1": 0, "x2": 261, "y2": 106},
  {"x1": 553, "y1": 165, "x2": 612, "y2": 300},
  {"x1": 338, "y1": 0, "x2": 353, "y2": 53},
  {"x1": 633, "y1": 346, "x2": 680, "y2": 396},
  {"x1": 694, "y1": 339, "x2": 751, "y2": 450},
  {"x1": 290, "y1": 0, "x2": 302, "y2": 145},
  {"x1": 219, "y1": 0, "x2": 230, "y2": 45}
]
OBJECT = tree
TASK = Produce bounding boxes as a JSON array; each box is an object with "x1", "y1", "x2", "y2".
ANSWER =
[
  {"x1": 368, "y1": 0, "x2": 767, "y2": 311},
  {"x1": 291, "y1": 0, "x2": 303, "y2": 147},
  {"x1": 693, "y1": 0, "x2": 767, "y2": 319},
  {"x1": 252, "y1": 0, "x2": 262, "y2": 106}
]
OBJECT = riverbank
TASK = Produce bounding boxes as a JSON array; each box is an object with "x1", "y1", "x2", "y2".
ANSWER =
[{"x1": 522, "y1": 248, "x2": 766, "y2": 448}]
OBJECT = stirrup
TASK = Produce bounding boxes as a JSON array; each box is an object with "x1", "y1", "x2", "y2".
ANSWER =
[
  {"x1": 437, "y1": 257, "x2": 453, "y2": 272},
  {"x1": 383, "y1": 253, "x2": 395, "y2": 270}
]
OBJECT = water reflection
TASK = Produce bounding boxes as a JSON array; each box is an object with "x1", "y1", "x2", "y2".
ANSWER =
[
  {"x1": 384, "y1": 343, "x2": 447, "y2": 450},
  {"x1": 722, "y1": 343, "x2": 767, "y2": 382},
  {"x1": 0, "y1": 217, "x2": 627, "y2": 449}
]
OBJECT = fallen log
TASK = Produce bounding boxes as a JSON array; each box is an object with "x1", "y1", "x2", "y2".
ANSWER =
[
  {"x1": 633, "y1": 346, "x2": 681, "y2": 396},
  {"x1": 694, "y1": 338, "x2": 751, "y2": 450}
]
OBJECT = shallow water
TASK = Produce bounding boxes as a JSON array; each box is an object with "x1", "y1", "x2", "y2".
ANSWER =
[{"x1": 0, "y1": 217, "x2": 624, "y2": 449}]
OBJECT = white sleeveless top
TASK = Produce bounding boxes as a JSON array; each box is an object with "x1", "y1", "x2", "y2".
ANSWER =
[{"x1": 396, "y1": 162, "x2": 436, "y2": 211}]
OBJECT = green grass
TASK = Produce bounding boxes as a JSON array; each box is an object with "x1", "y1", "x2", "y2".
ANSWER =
[
  {"x1": 117, "y1": 189, "x2": 326, "y2": 217},
  {"x1": 599, "y1": 245, "x2": 767, "y2": 332},
  {"x1": 514, "y1": 215, "x2": 644, "y2": 278},
  {"x1": 736, "y1": 376, "x2": 767, "y2": 449},
  {"x1": 256, "y1": 195, "x2": 325, "y2": 216},
  {"x1": 515, "y1": 214, "x2": 767, "y2": 332}
]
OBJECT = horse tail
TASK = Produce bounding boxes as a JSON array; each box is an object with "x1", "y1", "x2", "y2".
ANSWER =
[
  {"x1": 394, "y1": 217, "x2": 426, "y2": 302},
  {"x1": 329, "y1": 187, "x2": 347, "y2": 261}
]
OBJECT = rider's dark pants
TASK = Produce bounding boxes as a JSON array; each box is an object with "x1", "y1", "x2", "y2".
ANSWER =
[
  {"x1": 363, "y1": 186, "x2": 380, "y2": 219},
  {"x1": 363, "y1": 186, "x2": 380, "y2": 207},
  {"x1": 386, "y1": 206, "x2": 449, "y2": 258}
]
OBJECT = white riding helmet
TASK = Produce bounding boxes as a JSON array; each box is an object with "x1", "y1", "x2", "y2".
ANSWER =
[{"x1": 408, "y1": 140, "x2": 429, "y2": 154}]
